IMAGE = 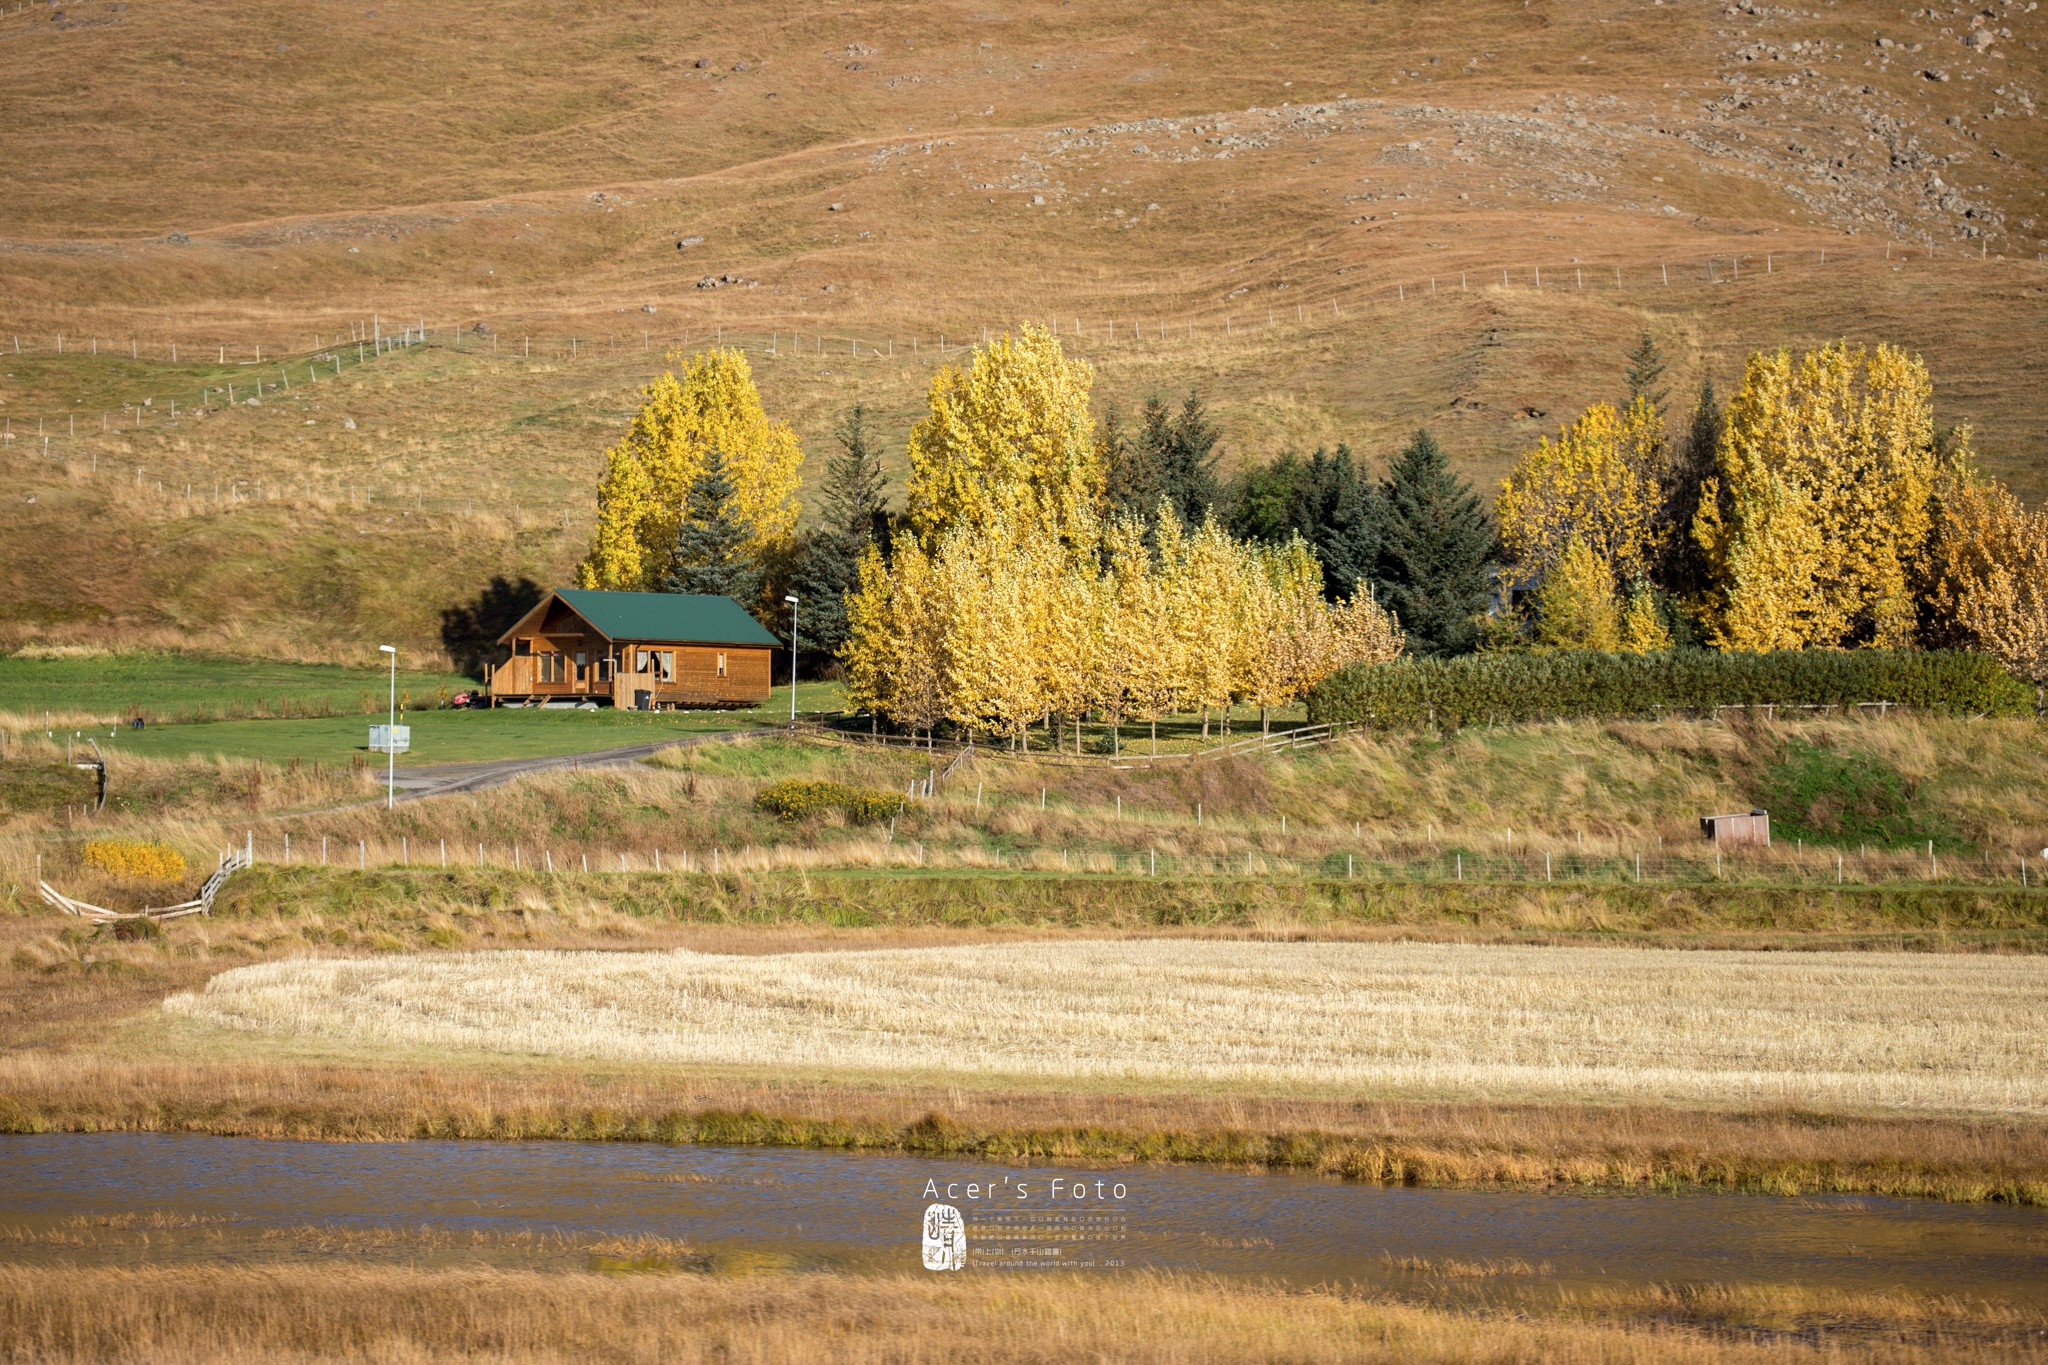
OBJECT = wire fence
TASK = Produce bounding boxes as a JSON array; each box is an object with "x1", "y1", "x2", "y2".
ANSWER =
[
  {"x1": 4, "y1": 236, "x2": 2038, "y2": 482},
  {"x1": 180, "y1": 821, "x2": 2046, "y2": 893}
]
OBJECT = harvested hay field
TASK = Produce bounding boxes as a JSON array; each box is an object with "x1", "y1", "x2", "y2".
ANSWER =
[{"x1": 167, "y1": 942, "x2": 2048, "y2": 1115}]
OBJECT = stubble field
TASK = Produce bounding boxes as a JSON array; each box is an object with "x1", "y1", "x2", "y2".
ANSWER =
[{"x1": 166, "y1": 939, "x2": 2048, "y2": 1115}]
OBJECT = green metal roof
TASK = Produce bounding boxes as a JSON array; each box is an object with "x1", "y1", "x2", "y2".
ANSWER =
[{"x1": 511, "y1": 589, "x2": 782, "y2": 647}]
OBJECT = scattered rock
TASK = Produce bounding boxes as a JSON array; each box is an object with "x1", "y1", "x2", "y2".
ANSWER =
[
  {"x1": 732, "y1": 61, "x2": 749, "y2": 72},
  {"x1": 693, "y1": 58, "x2": 709, "y2": 68},
  {"x1": 166, "y1": 231, "x2": 189, "y2": 245},
  {"x1": 343, "y1": 417, "x2": 356, "y2": 430},
  {"x1": 471, "y1": 321, "x2": 493, "y2": 336},
  {"x1": 827, "y1": 202, "x2": 845, "y2": 212},
  {"x1": 695, "y1": 273, "x2": 756, "y2": 289},
  {"x1": 641, "y1": 303, "x2": 657, "y2": 313},
  {"x1": 1031, "y1": 194, "x2": 1045, "y2": 205},
  {"x1": 675, "y1": 235, "x2": 704, "y2": 250}
]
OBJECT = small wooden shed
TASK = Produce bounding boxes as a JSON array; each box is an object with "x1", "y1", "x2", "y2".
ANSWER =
[
  {"x1": 1700, "y1": 809, "x2": 1771, "y2": 847},
  {"x1": 488, "y1": 589, "x2": 781, "y2": 709}
]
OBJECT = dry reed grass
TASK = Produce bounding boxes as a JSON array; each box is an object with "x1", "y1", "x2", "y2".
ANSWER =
[
  {"x1": 0, "y1": 1263, "x2": 2038, "y2": 1364},
  {"x1": 166, "y1": 940, "x2": 2048, "y2": 1115},
  {"x1": 6, "y1": 1048, "x2": 2043, "y2": 1203}
]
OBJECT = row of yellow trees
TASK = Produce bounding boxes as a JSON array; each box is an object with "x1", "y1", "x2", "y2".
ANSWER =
[
  {"x1": 843, "y1": 506, "x2": 1402, "y2": 748},
  {"x1": 1495, "y1": 340, "x2": 2048, "y2": 682},
  {"x1": 845, "y1": 328, "x2": 1402, "y2": 744}
]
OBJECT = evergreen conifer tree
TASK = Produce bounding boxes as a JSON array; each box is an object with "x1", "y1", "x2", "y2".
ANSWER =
[
  {"x1": 1152, "y1": 389, "x2": 1222, "y2": 523},
  {"x1": 1660, "y1": 376, "x2": 1721, "y2": 595},
  {"x1": 1106, "y1": 389, "x2": 1222, "y2": 524},
  {"x1": 1101, "y1": 402, "x2": 1158, "y2": 521},
  {"x1": 790, "y1": 407, "x2": 892, "y2": 656},
  {"x1": 1375, "y1": 429, "x2": 1497, "y2": 656},
  {"x1": 660, "y1": 447, "x2": 764, "y2": 609},
  {"x1": 1286, "y1": 445, "x2": 1382, "y2": 600},
  {"x1": 822, "y1": 404, "x2": 888, "y2": 543},
  {"x1": 1624, "y1": 332, "x2": 1669, "y2": 417}
]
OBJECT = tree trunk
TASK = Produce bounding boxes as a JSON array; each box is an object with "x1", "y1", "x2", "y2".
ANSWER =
[
  {"x1": 1111, "y1": 723, "x2": 1120, "y2": 757},
  {"x1": 1261, "y1": 705, "x2": 1270, "y2": 736},
  {"x1": 1202, "y1": 708, "x2": 1210, "y2": 741},
  {"x1": 1150, "y1": 717, "x2": 1157, "y2": 754}
]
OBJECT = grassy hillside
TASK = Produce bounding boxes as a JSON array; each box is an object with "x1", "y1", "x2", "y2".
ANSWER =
[{"x1": 1, "y1": 0, "x2": 2044, "y2": 660}]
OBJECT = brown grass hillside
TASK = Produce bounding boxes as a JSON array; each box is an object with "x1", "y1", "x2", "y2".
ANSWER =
[{"x1": 2, "y1": 0, "x2": 2045, "y2": 661}]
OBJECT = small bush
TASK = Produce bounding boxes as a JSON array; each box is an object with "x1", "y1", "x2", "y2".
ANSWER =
[
  {"x1": 80, "y1": 839, "x2": 187, "y2": 881},
  {"x1": 756, "y1": 779, "x2": 905, "y2": 825},
  {"x1": 1307, "y1": 648, "x2": 2032, "y2": 730}
]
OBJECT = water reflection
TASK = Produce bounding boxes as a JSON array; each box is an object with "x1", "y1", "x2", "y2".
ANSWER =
[{"x1": 0, "y1": 1133, "x2": 2042, "y2": 1300}]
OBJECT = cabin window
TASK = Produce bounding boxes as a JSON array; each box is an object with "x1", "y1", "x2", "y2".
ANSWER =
[
  {"x1": 597, "y1": 658, "x2": 614, "y2": 682},
  {"x1": 536, "y1": 653, "x2": 563, "y2": 684},
  {"x1": 650, "y1": 650, "x2": 674, "y2": 682},
  {"x1": 717, "y1": 652, "x2": 727, "y2": 678},
  {"x1": 514, "y1": 639, "x2": 532, "y2": 657}
]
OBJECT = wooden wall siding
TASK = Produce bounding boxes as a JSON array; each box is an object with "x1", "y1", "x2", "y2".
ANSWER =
[{"x1": 614, "y1": 645, "x2": 773, "y2": 706}]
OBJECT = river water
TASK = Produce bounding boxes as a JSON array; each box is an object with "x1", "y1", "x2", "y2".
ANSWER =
[{"x1": 2, "y1": 1134, "x2": 2043, "y2": 1299}]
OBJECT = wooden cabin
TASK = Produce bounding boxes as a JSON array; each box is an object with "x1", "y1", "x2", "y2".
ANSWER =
[
  {"x1": 1700, "y1": 809, "x2": 1771, "y2": 847},
  {"x1": 488, "y1": 589, "x2": 781, "y2": 709}
]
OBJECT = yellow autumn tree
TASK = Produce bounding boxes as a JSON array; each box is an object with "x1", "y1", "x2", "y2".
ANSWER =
[
  {"x1": 1329, "y1": 588, "x2": 1407, "y2": 673},
  {"x1": 1617, "y1": 581, "x2": 1673, "y2": 653},
  {"x1": 904, "y1": 325, "x2": 1103, "y2": 550},
  {"x1": 840, "y1": 540, "x2": 893, "y2": 720},
  {"x1": 1533, "y1": 538, "x2": 1622, "y2": 651},
  {"x1": 1695, "y1": 342, "x2": 1936, "y2": 649},
  {"x1": 1167, "y1": 512, "x2": 1246, "y2": 738},
  {"x1": 1497, "y1": 397, "x2": 1666, "y2": 590},
  {"x1": 842, "y1": 533, "x2": 947, "y2": 741},
  {"x1": 1923, "y1": 454, "x2": 2048, "y2": 686},
  {"x1": 577, "y1": 348, "x2": 804, "y2": 590}
]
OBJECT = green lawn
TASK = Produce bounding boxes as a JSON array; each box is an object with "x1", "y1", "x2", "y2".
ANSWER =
[
  {"x1": 0, "y1": 651, "x2": 474, "y2": 725},
  {"x1": 85, "y1": 681, "x2": 846, "y2": 766}
]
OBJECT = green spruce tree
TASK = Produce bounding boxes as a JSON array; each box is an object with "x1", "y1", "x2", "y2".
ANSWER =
[
  {"x1": 1658, "y1": 376, "x2": 1721, "y2": 596},
  {"x1": 1151, "y1": 389, "x2": 1222, "y2": 523},
  {"x1": 787, "y1": 407, "x2": 892, "y2": 657},
  {"x1": 1101, "y1": 402, "x2": 1158, "y2": 521},
  {"x1": 821, "y1": 404, "x2": 889, "y2": 543},
  {"x1": 1286, "y1": 444, "x2": 1381, "y2": 600},
  {"x1": 661, "y1": 446, "x2": 764, "y2": 609},
  {"x1": 1624, "y1": 332, "x2": 1669, "y2": 417},
  {"x1": 1375, "y1": 428, "x2": 1497, "y2": 657}
]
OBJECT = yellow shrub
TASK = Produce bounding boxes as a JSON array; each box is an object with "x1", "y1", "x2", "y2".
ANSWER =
[{"x1": 80, "y1": 839, "x2": 187, "y2": 881}]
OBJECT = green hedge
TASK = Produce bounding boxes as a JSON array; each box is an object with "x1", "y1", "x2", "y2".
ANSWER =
[
  {"x1": 1305, "y1": 649, "x2": 2033, "y2": 730},
  {"x1": 756, "y1": 778, "x2": 906, "y2": 824}
]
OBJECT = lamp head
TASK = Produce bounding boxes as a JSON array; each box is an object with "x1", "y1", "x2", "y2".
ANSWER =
[
  {"x1": 784, "y1": 595, "x2": 799, "y2": 604},
  {"x1": 378, "y1": 645, "x2": 397, "y2": 654}
]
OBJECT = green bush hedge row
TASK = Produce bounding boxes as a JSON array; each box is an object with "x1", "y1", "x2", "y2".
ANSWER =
[
  {"x1": 1305, "y1": 649, "x2": 2034, "y2": 730},
  {"x1": 756, "y1": 778, "x2": 906, "y2": 824}
]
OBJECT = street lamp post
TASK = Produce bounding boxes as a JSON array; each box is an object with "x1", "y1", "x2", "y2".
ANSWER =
[
  {"x1": 378, "y1": 645, "x2": 397, "y2": 809},
  {"x1": 783, "y1": 594, "x2": 799, "y2": 727}
]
